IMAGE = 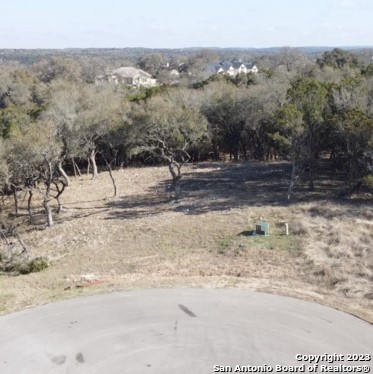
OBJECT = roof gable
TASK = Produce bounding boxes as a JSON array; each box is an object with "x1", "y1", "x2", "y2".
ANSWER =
[{"x1": 111, "y1": 67, "x2": 153, "y2": 79}]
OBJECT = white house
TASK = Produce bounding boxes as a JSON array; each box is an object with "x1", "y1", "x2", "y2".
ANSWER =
[
  {"x1": 210, "y1": 61, "x2": 258, "y2": 76},
  {"x1": 250, "y1": 64, "x2": 259, "y2": 74},
  {"x1": 97, "y1": 67, "x2": 157, "y2": 88}
]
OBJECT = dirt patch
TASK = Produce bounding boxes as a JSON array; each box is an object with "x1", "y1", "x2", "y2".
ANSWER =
[{"x1": 0, "y1": 161, "x2": 372, "y2": 322}]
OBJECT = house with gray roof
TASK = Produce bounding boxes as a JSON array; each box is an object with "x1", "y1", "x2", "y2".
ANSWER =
[{"x1": 210, "y1": 61, "x2": 258, "y2": 76}]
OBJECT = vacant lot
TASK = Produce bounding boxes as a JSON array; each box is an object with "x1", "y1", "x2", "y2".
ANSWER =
[{"x1": 1, "y1": 161, "x2": 372, "y2": 322}]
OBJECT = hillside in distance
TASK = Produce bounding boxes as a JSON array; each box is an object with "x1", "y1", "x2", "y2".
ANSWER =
[{"x1": 1, "y1": 46, "x2": 372, "y2": 66}]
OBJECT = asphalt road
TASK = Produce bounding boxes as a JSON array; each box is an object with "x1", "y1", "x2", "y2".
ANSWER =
[{"x1": 0, "y1": 289, "x2": 372, "y2": 374}]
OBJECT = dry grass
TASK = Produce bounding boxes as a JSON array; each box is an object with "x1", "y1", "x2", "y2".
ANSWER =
[
  {"x1": 292, "y1": 203, "x2": 373, "y2": 298},
  {"x1": 0, "y1": 162, "x2": 372, "y2": 322}
]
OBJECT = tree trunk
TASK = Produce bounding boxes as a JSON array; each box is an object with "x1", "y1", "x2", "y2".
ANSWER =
[
  {"x1": 214, "y1": 145, "x2": 220, "y2": 161},
  {"x1": 307, "y1": 140, "x2": 317, "y2": 191},
  {"x1": 53, "y1": 181, "x2": 66, "y2": 213},
  {"x1": 233, "y1": 147, "x2": 240, "y2": 161},
  {"x1": 13, "y1": 188, "x2": 19, "y2": 215},
  {"x1": 104, "y1": 159, "x2": 117, "y2": 197},
  {"x1": 72, "y1": 157, "x2": 77, "y2": 177},
  {"x1": 56, "y1": 197, "x2": 63, "y2": 214},
  {"x1": 27, "y1": 190, "x2": 33, "y2": 222},
  {"x1": 44, "y1": 160, "x2": 54, "y2": 227},
  {"x1": 89, "y1": 149, "x2": 98, "y2": 179},
  {"x1": 346, "y1": 159, "x2": 352, "y2": 195},
  {"x1": 15, "y1": 231, "x2": 29, "y2": 253},
  {"x1": 287, "y1": 160, "x2": 297, "y2": 200},
  {"x1": 173, "y1": 177, "x2": 181, "y2": 201},
  {"x1": 168, "y1": 162, "x2": 182, "y2": 201},
  {"x1": 168, "y1": 162, "x2": 178, "y2": 181},
  {"x1": 308, "y1": 159, "x2": 315, "y2": 191},
  {"x1": 44, "y1": 200, "x2": 54, "y2": 227},
  {"x1": 71, "y1": 157, "x2": 81, "y2": 177},
  {"x1": 58, "y1": 161, "x2": 70, "y2": 186}
]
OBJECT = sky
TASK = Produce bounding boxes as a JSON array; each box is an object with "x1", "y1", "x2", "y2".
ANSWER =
[{"x1": 0, "y1": 0, "x2": 372, "y2": 49}]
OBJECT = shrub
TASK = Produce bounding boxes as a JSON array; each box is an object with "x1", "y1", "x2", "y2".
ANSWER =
[
  {"x1": 28, "y1": 257, "x2": 49, "y2": 273},
  {"x1": 1, "y1": 256, "x2": 48, "y2": 275},
  {"x1": 363, "y1": 174, "x2": 373, "y2": 187}
]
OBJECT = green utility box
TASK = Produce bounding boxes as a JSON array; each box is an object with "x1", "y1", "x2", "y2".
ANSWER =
[{"x1": 255, "y1": 221, "x2": 270, "y2": 236}]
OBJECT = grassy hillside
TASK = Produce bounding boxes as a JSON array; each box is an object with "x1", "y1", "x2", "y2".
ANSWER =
[{"x1": 0, "y1": 161, "x2": 372, "y2": 322}]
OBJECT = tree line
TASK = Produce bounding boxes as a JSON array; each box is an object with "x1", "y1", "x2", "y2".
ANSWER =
[{"x1": 0, "y1": 48, "x2": 372, "y2": 229}]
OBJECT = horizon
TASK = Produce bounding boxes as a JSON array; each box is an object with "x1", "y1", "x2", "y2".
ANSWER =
[
  {"x1": 1, "y1": 0, "x2": 372, "y2": 49},
  {"x1": 1, "y1": 45, "x2": 372, "y2": 51}
]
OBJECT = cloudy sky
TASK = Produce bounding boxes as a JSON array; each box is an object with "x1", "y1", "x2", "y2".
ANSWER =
[{"x1": 0, "y1": 0, "x2": 372, "y2": 49}]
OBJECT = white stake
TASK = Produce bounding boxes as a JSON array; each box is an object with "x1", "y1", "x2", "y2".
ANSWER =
[{"x1": 285, "y1": 223, "x2": 289, "y2": 236}]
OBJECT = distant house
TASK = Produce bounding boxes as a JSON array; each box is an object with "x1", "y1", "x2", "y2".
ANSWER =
[
  {"x1": 169, "y1": 69, "x2": 180, "y2": 78},
  {"x1": 96, "y1": 67, "x2": 157, "y2": 88},
  {"x1": 166, "y1": 69, "x2": 180, "y2": 85},
  {"x1": 210, "y1": 61, "x2": 258, "y2": 76}
]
